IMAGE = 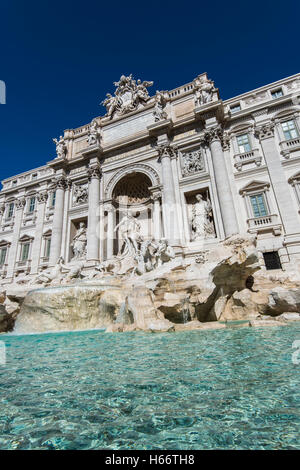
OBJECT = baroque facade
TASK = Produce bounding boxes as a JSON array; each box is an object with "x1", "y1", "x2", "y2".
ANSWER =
[{"x1": 1, "y1": 72, "x2": 300, "y2": 283}]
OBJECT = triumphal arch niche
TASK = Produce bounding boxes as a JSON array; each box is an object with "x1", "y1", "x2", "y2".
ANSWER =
[{"x1": 110, "y1": 171, "x2": 162, "y2": 256}]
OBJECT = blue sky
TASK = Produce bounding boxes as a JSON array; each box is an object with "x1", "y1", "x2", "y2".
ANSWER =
[{"x1": 1, "y1": 0, "x2": 299, "y2": 180}]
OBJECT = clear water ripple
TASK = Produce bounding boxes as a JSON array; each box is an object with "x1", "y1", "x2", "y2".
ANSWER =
[{"x1": 0, "y1": 325, "x2": 299, "y2": 449}]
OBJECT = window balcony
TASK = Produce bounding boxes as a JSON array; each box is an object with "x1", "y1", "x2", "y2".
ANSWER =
[
  {"x1": 234, "y1": 148, "x2": 262, "y2": 171},
  {"x1": 280, "y1": 137, "x2": 300, "y2": 158},
  {"x1": 16, "y1": 259, "x2": 31, "y2": 273},
  {"x1": 247, "y1": 214, "x2": 282, "y2": 236}
]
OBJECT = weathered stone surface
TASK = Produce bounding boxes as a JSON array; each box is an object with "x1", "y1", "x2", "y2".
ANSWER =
[
  {"x1": 276, "y1": 312, "x2": 300, "y2": 321},
  {"x1": 266, "y1": 287, "x2": 300, "y2": 316}
]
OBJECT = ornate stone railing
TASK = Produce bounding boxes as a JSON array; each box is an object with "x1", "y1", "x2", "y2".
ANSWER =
[
  {"x1": 247, "y1": 214, "x2": 281, "y2": 235},
  {"x1": 234, "y1": 148, "x2": 262, "y2": 171},
  {"x1": 280, "y1": 137, "x2": 300, "y2": 158}
]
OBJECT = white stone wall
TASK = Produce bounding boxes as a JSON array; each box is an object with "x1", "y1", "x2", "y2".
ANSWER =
[{"x1": 1, "y1": 72, "x2": 300, "y2": 282}]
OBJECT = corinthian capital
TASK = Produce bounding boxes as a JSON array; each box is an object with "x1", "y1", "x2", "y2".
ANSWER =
[
  {"x1": 16, "y1": 197, "x2": 26, "y2": 210},
  {"x1": 204, "y1": 125, "x2": 223, "y2": 144},
  {"x1": 254, "y1": 122, "x2": 275, "y2": 140},
  {"x1": 157, "y1": 144, "x2": 177, "y2": 161},
  {"x1": 87, "y1": 164, "x2": 102, "y2": 181},
  {"x1": 37, "y1": 191, "x2": 48, "y2": 204},
  {"x1": 52, "y1": 175, "x2": 69, "y2": 190}
]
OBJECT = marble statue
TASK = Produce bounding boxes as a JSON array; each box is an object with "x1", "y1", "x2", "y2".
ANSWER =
[
  {"x1": 153, "y1": 90, "x2": 168, "y2": 121},
  {"x1": 154, "y1": 238, "x2": 176, "y2": 268},
  {"x1": 53, "y1": 136, "x2": 67, "y2": 159},
  {"x1": 71, "y1": 222, "x2": 87, "y2": 259},
  {"x1": 87, "y1": 119, "x2": 100, "y2": 145},
  {"x1": 29, "y1": 257, "x2": 65, "y2": 285},
  {"x1": 101, "y1": 74, "x2": 153, "y2": 119},
  {"x1": 114, "y1": 211, "x2": 142, "y2": 256},
  {"x1": 191, "y1": 193, "x2": 215, "y2": 240},
  {"x1": 193, "y1": 76, "x2": 215, "y2": 106}
]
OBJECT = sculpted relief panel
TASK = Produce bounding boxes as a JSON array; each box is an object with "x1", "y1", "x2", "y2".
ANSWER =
[{"x1": 181, "y1": 149, "x2": 204, "y2": 176}]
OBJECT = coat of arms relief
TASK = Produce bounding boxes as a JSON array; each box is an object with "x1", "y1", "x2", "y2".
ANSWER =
[{"x1": 101, "y1": 74, "x2": 153, "y2": 119}]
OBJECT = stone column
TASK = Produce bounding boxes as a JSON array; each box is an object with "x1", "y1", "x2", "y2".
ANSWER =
[
  {"x1": 0, "y1": 204, "x2": 5, "y2": 229},
  {"x1": 49, "y1": 176, "x2": 67, "y2": 266},
  {"x1": 87, "y1": 164, "x2": 102, "y2": 262},
  {"x1": 152, "y1": 192, "x2": 162, "y2": 241},
  {"x1": 157, "y1": 145, "x2": 180, "y2": 245},
  {"x1": 205, "y1": 126, "x2": 238, "y2": 237},
  {"x1": 60, "y1": 181, "x2": 72, "y2": 262},
  {"x1": 105, "y1": 202, "x2": 114, "y2": 260},
  {"x1": 255, "y1": 123, "x2": 300, "y2": 237},
  {"x1": 30, "y1": 191, "x2": 48, "y2": 274},
  {"x1": 7, "y1": 197, "x2": 26, "y2": 278}
]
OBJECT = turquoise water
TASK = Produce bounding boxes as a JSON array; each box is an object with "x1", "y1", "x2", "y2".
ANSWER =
[{"x1": 0, "y1": 325, "x2": 300, "y2": 450}]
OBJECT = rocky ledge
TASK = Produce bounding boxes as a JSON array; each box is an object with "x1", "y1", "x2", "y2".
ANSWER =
[{"x1": 1, "y1": 234, "x2": 300, "y2": 334}]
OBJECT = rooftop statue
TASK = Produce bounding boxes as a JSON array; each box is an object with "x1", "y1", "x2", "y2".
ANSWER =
[
  {"x1": 53, "y1": 135, "x2": 67, "y2": 159},
  {"x1": 101, "y1": 74, "x2": 153, "y2": 119}
]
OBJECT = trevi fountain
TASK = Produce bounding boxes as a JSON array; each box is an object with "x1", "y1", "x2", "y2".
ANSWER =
[{"x1": 0, "y1": 72, "x2": 300, "y2": 450}]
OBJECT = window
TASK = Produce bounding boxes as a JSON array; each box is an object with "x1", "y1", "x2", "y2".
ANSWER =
[
  {"x1": 12, "y1": 180, "x2": 17, "y2": 187},
  {"x1": 21, "y1": 243, "x2": 30, "y2": 262},
  {"x1": 263, "y1": 251, "x2": 282, "y2": 270},
  {"x1": 230, "y1": 103, "x2": 241, "y2": 113},
  {"x1": 8, "y1": 203, "x2": 14, "y2": 218},
  {"x1": 45, "y1": 238, "x2": 51, "y2": 258},
  {"x1": 271, "y1": 89, "x2": 283, "y2": 99},
  {"x1": 51, "y1": 191, "x2": 56, "y2": 208},
  {"x1": 28, "y1": 196, "x2": 36, "y2": 213},
  {"x1": 0, "y1": 248, "x2": 7, "y2": 266},
  {"x1": 237, "y1": 134, "x2": 251, "y2": 153},
  {"x1": 32, "y1": 174, "x2": 37, "y2": 180},
  {"x1": 282, "y1": 120, "x2": 299, "y2": 140},
  {"x1": 250, "y1": 193, "x2": 268, "y2": 218}
]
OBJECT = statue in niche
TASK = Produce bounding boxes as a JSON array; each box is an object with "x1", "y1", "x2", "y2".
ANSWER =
[
  {"x1": 88, "y1": 119, "x2": 100, "y2": 145},
  {"x1": 114, "y1": 211, "x2": 142, "y2": 256},
  {"x1": 193, "y1": 76, "x2": 215, "y2": 106},
  {"x1": 53, "y1": 135, "x2": 67, "y2": 159},
  {"x1": 71, "y1": 222, "x2": 87, "y2": 259},
  {"x1": 153, "y1": 90, "x2": 168, "y2": 121},
  {"x1": 191, "y1": 193, "x2": 215, "y2": 240},
  {"x1": 73, "y1": 184, "x2": 88, "y2": 205}
]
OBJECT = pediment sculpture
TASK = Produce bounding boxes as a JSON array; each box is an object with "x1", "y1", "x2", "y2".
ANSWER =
[{"x1": 101, "y1": 74, "x2": 153, "y2": 119}]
